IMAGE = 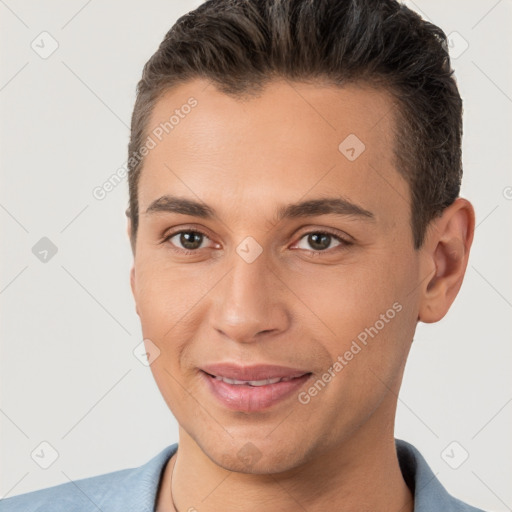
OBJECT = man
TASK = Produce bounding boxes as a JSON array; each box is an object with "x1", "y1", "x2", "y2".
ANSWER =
[{"x1": 0, "y1": 0, "x2": 486, "y2": 511}]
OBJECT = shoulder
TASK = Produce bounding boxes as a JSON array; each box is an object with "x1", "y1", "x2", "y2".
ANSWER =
[
  {"x1": 0, "y1": 444, "x2": 178, "y2": 512},
  {"x1": 0, "y1": 467, "x2": 132, "y2": 512},
  {"x1": 395, "y1": 439, "x2": 487, "y2": 512}
]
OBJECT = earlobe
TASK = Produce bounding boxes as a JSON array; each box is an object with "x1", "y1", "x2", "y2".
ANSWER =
[{"x1": 418, "y1": 198, "x2": 475, "y2": 323}]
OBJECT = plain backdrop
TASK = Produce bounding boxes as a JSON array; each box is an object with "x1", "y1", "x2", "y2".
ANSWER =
[{"x1": 0, "y1": 1, "x2": 511, "y2": 510}]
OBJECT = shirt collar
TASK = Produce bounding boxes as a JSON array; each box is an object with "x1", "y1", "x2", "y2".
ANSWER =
[
  {"x1": 396, "y1": 438, "x2": 483, "y2": 511},
  {"x1": 120, "y1": 440, "x2": 481, "y2": 512}
]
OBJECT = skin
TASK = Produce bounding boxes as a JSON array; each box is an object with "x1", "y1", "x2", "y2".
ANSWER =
[{"x1": 127, "y1": 78, "x2": 475, "y2": 512}]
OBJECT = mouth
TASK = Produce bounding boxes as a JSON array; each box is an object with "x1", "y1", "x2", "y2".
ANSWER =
[
  {"x1": 204, "y1": 373, "x2": 306, "y2": 386},
  {"x1": 200, "y1": 362, "x2": 311, "y2": 381},
  {"x1": 199, "y1": 363, "x2": 312, "y2": 412}
]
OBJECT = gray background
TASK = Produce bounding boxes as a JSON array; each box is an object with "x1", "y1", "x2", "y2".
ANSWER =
[{"x1": 0, "y1": 1, "x2": 511, "y2": 510}]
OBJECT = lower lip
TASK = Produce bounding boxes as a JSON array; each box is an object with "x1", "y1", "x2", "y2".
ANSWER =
[{"x1": 200, "y1": 370, "x2": 312, "y2": 412}]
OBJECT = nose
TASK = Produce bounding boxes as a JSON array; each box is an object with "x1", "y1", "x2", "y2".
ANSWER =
[{"x1": 210, "y1": 247, "x2": 290, "y2": 344}]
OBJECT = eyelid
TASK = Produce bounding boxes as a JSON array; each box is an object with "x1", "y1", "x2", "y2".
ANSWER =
[
  {"x1": 294, "y1": 226, "x2": 353, "y2": 244},
  {"x1": 161, "y1": 226, "x2": 211, "y2": 240}
]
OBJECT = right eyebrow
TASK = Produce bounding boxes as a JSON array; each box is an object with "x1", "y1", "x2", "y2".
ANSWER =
[{"x1": 144, "y1": 195, "x2": 216, "y2": 218}]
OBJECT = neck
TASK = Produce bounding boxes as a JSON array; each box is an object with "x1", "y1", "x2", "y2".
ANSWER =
[{"x1": 157, "y1": 412, "x2": 413, "y2": 512}]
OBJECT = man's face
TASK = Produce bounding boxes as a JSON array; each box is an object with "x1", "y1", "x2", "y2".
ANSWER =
[{"x1": 130, "y1": 78, "x2": 423, "y2": 472}]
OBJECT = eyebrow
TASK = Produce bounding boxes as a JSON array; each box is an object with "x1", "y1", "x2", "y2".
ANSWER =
[{"x1": 144, "y1": 195, "x2": 375, "y2": 222}]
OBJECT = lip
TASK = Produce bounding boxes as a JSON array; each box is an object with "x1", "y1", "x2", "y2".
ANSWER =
[
  {"x1": 200, "y1": 363, "x2": 310, "y2": 381},
  {"x1": 199, "y1": 363, "x2": 312, "y2": 412}
]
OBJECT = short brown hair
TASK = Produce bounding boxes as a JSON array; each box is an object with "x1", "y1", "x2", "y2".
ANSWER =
[{"x1": 127, "y1": 0, "x2": 463, "y2": 251}]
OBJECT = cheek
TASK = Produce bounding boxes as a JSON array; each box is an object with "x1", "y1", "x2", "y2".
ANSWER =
[
  {"x1": 134, "y1": 257, "x2": 207, "y2": 336},
  {"x1": 133, "y1": 259, "x2": 218, "y2": 389},
  {"x1": 292, "y1": 260, "x2": 404, "y2": 337},
  {"x1": 291, "y1": 253, "x2": 416, "y2": 377}
]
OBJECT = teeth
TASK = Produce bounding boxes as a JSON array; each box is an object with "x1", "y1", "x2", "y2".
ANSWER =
[{"x1": 213, "y1": 375, "x2": 290, "y2": 386}]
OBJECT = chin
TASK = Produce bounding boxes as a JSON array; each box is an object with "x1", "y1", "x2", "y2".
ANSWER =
[{"x1": 197, "y1": 433, "x2": 310, "y2": 475}]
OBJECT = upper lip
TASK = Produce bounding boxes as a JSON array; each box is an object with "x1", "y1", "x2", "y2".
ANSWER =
[{"x1": 201, "y1": 363, "x2": 311, "y2": 381}]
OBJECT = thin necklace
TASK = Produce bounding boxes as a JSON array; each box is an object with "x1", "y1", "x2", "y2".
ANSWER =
[{"x1": 170, "y1": 454, "x2": 180, "y2": 512}]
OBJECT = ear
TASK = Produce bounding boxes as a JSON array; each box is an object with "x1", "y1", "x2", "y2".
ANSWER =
[
  {"x1": 130, "y1": 265, "x2": 139, "y2": 316},
  {"x1": 126, "y1": 217, "x2": 139, "y2": 316},
  {"x1": 126, "y1": 211, "x2": 136, "y2": 256},
  {"x1": 418, "y1": 198, "x2": 475, "y2": 323}
]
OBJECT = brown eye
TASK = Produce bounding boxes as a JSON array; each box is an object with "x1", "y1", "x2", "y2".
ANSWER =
[
  {"x1": 307, "y1": 233, "x2": 335, "y2": 251},
  {"x1": 292, "y1": 229, "x2": 353, "y2": 255},
  {"x1": 163, "y1": 230, "x2": 212, "y2": 252},
  {"x1": 175, "y1": 231, "x2": 204, "y2": 250}
]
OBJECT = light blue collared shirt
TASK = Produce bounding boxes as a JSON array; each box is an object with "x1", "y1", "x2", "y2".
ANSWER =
[{"x1": 0, "y1": 439, "x2": 486, "y2": 511}]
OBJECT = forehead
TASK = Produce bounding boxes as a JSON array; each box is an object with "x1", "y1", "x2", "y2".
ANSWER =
[{"x1": 138, "y1": 78, "x2": 408, "y2": 224}]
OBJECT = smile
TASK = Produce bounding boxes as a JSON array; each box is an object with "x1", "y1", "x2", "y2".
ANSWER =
[{"x1": 199, "y1": 365, "x2": 312, "y2": 412}]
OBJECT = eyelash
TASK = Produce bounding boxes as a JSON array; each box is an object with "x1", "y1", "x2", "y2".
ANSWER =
[{"x1": 160, "y1": 227, "x2": 353, "y2": 257}]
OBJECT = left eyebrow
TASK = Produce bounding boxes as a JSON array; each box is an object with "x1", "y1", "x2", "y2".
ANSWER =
[
  {"x1": 143, "y1": 194, "x2": 375, "y2": 222},
  {"x1": 275, "y1": 197, "x2": 375, "y2": 222}
]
